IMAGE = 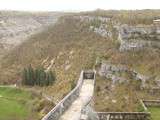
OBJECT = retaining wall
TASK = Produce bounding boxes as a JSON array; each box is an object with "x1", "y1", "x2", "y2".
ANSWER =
[
  {"x1": 147, "y1": 87, "x2": 160, "y2": 95},
  {"x1": 97, "y1": 112, "x2": 150, "y2": 120},
  {"x1": 143, "y1": 100, "x2": 160, "y2": 107}
]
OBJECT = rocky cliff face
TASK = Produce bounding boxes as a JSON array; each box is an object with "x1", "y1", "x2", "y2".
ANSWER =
[
  {"x1": 74, "y1": 15, "x2": 112, "y2": 38},
  {"x1": 0, "y1": 11, "x2": 62, "y2": 58},
  {"x1": 118, "y1": 24, "x2": 160, "y2": 51},
  {"x1": 98, "y1": 61, "x2": 150, "y2": 88}
]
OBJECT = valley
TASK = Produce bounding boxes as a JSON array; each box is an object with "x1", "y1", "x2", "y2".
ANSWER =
[{"x1": 0, "y1": 10, "x2": 160, "y2": 120}]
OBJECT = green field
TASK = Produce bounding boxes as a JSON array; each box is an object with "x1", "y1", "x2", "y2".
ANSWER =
[
  {"x1": 0, "y1": 87, "x2": 37, "y2": 120},
  {"x1": 148, "y1": 107, "x2": 160, "y2": 120}
]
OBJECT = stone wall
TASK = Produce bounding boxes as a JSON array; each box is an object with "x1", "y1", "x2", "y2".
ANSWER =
[
  {"x1": 143, "y1": 100, "x2": 160, "y2": 107},
  {"x1": 42, "y1": 71, "x2": 84, "y2": 120},
  {"x1": 97, "y1": 112, "x2": 150, "y2": 120},
  {"x1": 118, "y1": 24, "x2": 160, "y2": 51}
]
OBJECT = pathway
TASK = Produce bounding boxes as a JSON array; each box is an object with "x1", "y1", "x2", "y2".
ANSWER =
[{"x1": 59, "y1": 79, "x2": 95, "y2": 120}]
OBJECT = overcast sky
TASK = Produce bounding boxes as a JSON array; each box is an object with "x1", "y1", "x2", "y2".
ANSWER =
[{"x1": 0, "y1": 0, "x2": 159, "y2": 12}]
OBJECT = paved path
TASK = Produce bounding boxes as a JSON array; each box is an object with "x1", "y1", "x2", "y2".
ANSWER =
[{"x1": 59, "y1": 79, "x2": 94, "y2": 120}]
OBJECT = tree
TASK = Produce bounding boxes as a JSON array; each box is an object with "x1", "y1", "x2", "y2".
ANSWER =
[
  {"x1": 22, "y1": 68, "x2": 28, "y2": 85},
  {"x1": 22, "y1": 65, "x2": 56, "y2": 86},
  {"x1": 39, "y1": 67, "x2": 46, "y2": 86},
  {"x1": 48, "y1": 71, "x2": 55, "y2": 85},
  {"x1": 28, "y1": 64, "x2": 34, "y2": 85}
]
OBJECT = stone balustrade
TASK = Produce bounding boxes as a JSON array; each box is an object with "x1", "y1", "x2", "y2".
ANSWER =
[
  {"x1": 143, "y1": 100, "x2": 160, "y2": 107},
  {"x1": 97, "y1": 112, "x2": 150, "y2": 120}
]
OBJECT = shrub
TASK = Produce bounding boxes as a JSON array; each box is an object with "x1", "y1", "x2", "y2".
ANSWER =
[
  {"x1": 90, "y1": 19, "x2": 101, "y2": 28},
  {"x1": 137, "y1": 103, "x2": 145, "y2": 112},
  {"x1": 70, "y1": 80, "x2": 76, "y2": 90},
  {"x1": 96, "y1": 86, "x2": 101, "y2": 92}
]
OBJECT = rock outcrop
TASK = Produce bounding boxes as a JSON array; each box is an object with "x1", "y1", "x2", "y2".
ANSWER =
[
  {"x1": 98, "y1": 61, "x2": 149, "y2": 87},
  {"x1": 118, "y1": 24, "x2": 160, "y2": 51},
  {"x1": 74, "y1": 15, "x2": 112, "y2": 38},
  {"x1": 89, "y1": 24, "x2": 112, "y2": 38},
  {"x1": 77, "y1": 15, "x2": 110, "y2": 23}
]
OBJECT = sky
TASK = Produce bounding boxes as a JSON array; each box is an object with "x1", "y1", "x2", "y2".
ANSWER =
[{"x1": 0, "y1": 0, "x2": 159, "y2": 12}]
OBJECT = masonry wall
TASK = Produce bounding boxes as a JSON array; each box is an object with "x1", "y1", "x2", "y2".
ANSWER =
[
  {"x1": 97, "y1": 112, "x2": 151, "y2": 120},
  {"x1": 143, "y1": 100, "x2": 160, "y2": 107}
]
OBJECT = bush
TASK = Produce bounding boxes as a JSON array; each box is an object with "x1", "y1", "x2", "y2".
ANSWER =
[
  {"x1": 90, "y1": 19, "x2": 101, "y2": 28},
  {"x1": 22, "y1": 65, "x2": 55, "y2": 86},
  {"x1": 96, "y1": 86, "x2": 101, "y2": 92},
  {"x1": 137, "y1": 103, "x2": 145, "y2": 112},
  {"x1": 70, "y1": 80, "x2": 76, "y2": 90}
]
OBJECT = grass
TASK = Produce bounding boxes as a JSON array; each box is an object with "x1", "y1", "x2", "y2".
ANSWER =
[
  {"x1": 94, "y1": 76, "x2": 141, "y2": 112},
  {"x1": 0, "y1": 87, "x2": 37, "y2": 120},
  {"x1": 148, "y1": 107, "x2": 160, "y2": 120},
  {"x1": 0, "y1": 98, "x2": 28, "y2": 120},
  {"x1": 94, "y1": 69, "x2": 160, "y2": 112},
  {"x1": 0, "y1": 87, "x2": 31, "y2": 99}
]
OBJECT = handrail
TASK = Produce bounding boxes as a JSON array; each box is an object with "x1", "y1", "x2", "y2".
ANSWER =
[{"x1": 42, "y1": 70, "x2": 84, "y2": 120}]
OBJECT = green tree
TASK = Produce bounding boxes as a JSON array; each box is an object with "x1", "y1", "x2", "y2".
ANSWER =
[
  {"x1": 47, "y1": 71, "x2": 55, "y2": 85},
  {"x1": 22, "y1": 68, "x2": 28, "y2": 85},
  {"x1": 22, "y1": 65, "x2": 56, "y2": 86},
  {"x1": 28, "y1": 64, "x2": 34, "y2": 85}
]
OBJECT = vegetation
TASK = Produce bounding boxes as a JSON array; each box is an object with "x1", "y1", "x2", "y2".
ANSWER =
[
  {"x1": 137, "y1": 103, "x2": 145, "y2": 112},
  {"x1": 94, "y1": 73, "x2": 159, "y2": 112},
  {"x1": 0, "y1": 14, "x2": 116, "y2": 104},
  {"x1": 148, "y1": 107, "x2": 160, "y2": 120},
  {"x1": 89, "y1": 19, "x2": 101, "y2": 28},
  {"x1": 0, "y1": 10, "x2": 160, "y2": 113},
  {"x1": 0, "y1": 87, "x2": 38, "y2": 120},
  {"x1": 83, "y1": 9, "x2": 160, "y2": 25},
  {"x1": 70, "y1": 80, "x2": 76, "y2": 90},
  {"x1": 22, "y1": 65, "x2": 55, "y2": 86}
]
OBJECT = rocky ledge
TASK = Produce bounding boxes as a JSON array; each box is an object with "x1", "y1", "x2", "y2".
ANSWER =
[{"x1": 118, "y1": 24, "x2": 160, "y2": 51}]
